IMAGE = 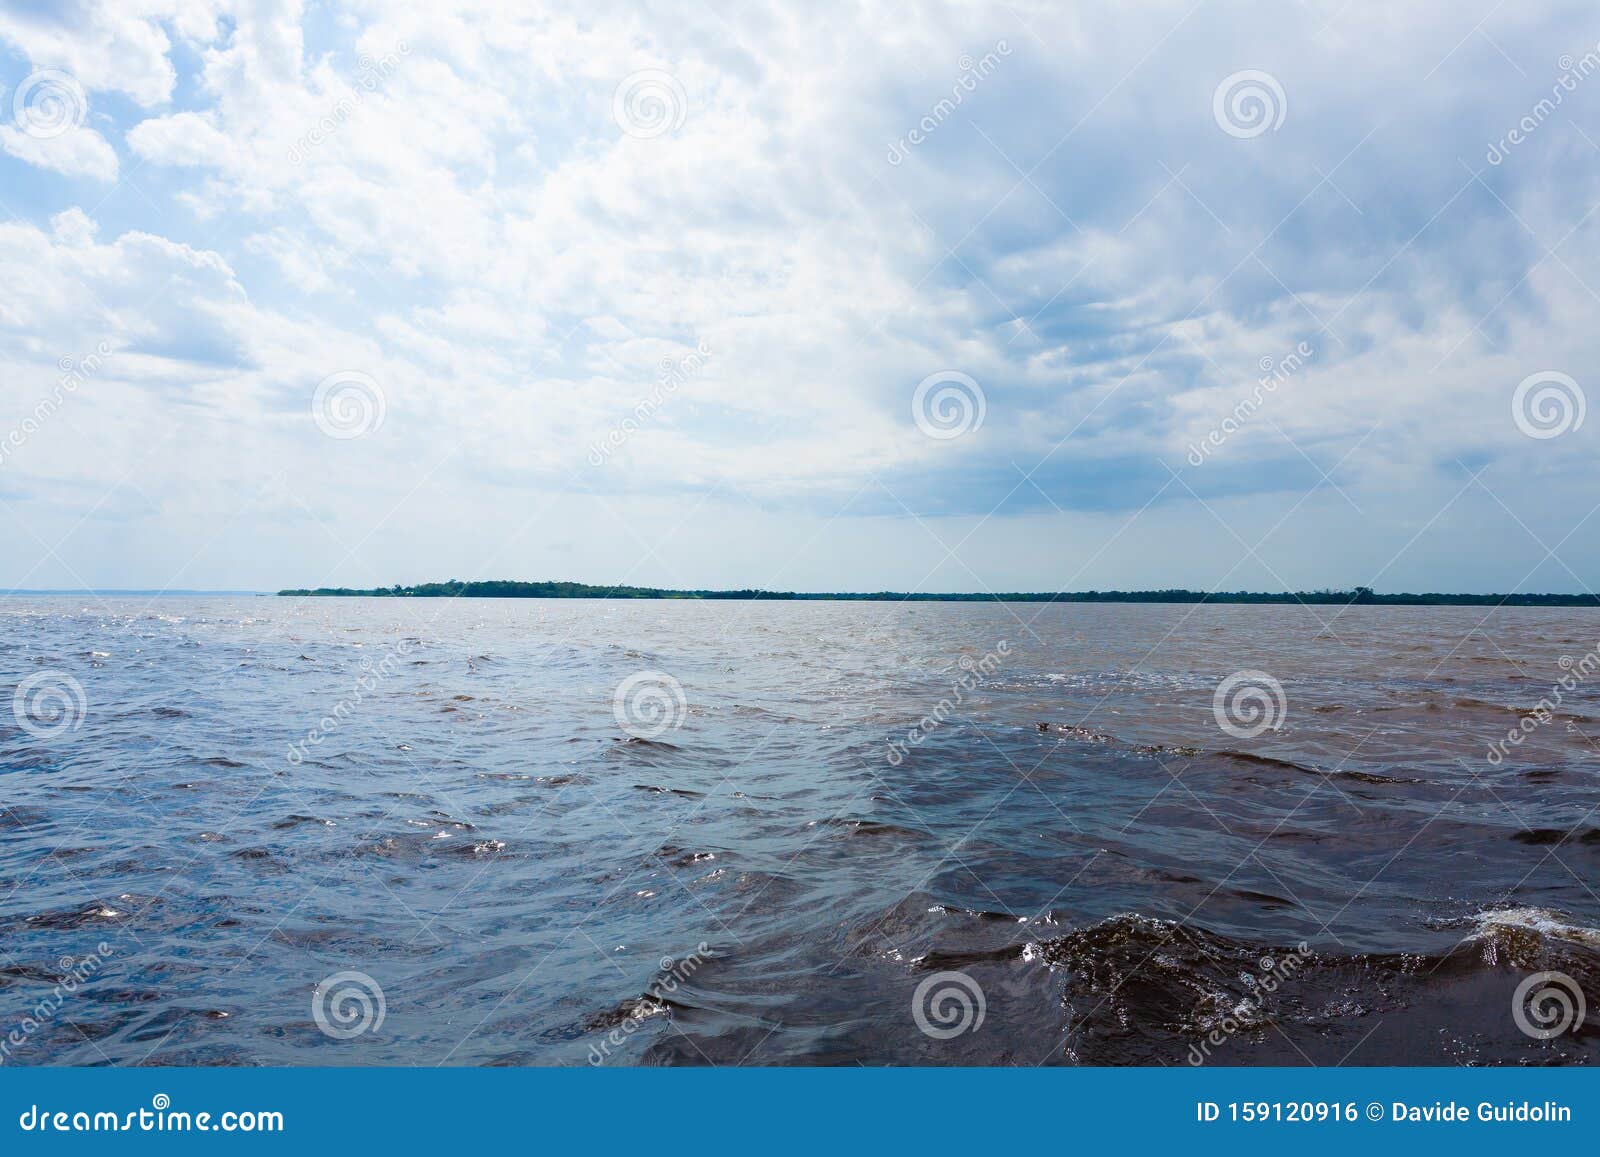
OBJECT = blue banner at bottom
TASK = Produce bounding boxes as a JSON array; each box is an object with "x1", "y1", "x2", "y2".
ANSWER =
[{"x1": 1, "y1": 1068, "x2": 1592, "y2": 1153}]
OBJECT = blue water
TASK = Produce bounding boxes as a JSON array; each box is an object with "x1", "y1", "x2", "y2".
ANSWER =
[{"x1": 2, "y1": 596, "x2": 1598, "y2": 1065}]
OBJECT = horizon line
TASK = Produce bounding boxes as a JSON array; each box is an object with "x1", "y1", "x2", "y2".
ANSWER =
[
  {"x1": 4, "y1": 583, "x2": 1600, "y2": 604},
  {"x1": 266, "y1": 580, "x2": 1600, "y2": 606},
  {"x1": 0, "y1": 589, "x2": 272, "y2": 596}
]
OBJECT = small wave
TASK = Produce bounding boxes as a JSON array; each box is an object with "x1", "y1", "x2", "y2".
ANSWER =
[
  {"x1": 652, "y1": 844, "x2": 718, "y2": 867},
  {"x1": 928, "y1": 903, "x2": 1026, "y2": 923},
  {"x1": 610, "y1": 736, "x2": 683, "y2": 751},
  {"x1": 0, "y1": 806, "x2": 50, "y2": 830},
  {"x1": 22, "y1": 900, "x2": 135, "y2": 929},
  {"x1": 270, "y1": 814, "x2": 337, "y2": 830},
  {"x1": 1217, "y1": 750, "x2": 1416, "y2": 784},
  {"x1": 404, "y1": 813, "x2": 476, "y2": 832},
  {"x1": 1217, "y1": 750, "x2": 1317, "y2": 773},
  {"x1": 1450, "y1": 696, "x2": 1595, "y2": 724},
  {"x1": 1012, "y1": 912, "x2": 1329, "y2": 1041},
  {"x1": 581, "y1": 994, "x2": 674, "y2": 1031},
  {"x1": 1470, "y1": 907, "x2": 1600, "y2": 951},
  {"x1": 1035, "y1": 722, "x2": 1115, "y2": 743},
  {"x1": 812, "y1": 818, "x2": 926, "y2": 839},
  {"x1": 1338, "y1": 769, "x2": 1418, "y2": 785},
  {"x1": 1510, "y1": 827, "x2": 1600, "y2": 847},
  {"x1": 1130, "y1": 742, "x2": 1200, "y2": 757}
]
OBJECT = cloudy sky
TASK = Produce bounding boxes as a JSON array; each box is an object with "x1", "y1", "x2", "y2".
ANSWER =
[{"x1": 0, "y1": 0, "x2": 1596, "y2": 593}]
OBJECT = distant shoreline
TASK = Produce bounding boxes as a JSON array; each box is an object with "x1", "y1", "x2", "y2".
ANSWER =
[{"x1": 273, "y1": 580, "x2": 1600, "y2": 607}]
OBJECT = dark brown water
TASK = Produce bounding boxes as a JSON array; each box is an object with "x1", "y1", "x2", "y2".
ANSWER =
[{"x1": 2, "y1": 597, "x2": 1597, "y2": 1065}]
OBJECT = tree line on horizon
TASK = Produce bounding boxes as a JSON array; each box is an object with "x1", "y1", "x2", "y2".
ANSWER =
[{"x1": 274, "y1": 580, "x2": 1600, "y2": 606}]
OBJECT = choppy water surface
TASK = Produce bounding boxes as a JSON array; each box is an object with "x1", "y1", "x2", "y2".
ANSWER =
[{"x1": 3, "y1": 596, "x2": 1599, "y2": 1066}]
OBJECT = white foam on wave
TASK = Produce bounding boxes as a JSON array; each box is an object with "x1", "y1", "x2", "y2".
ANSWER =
[{"x1": 1472, "y1": 906, "x2": 1600, "y2": 949}]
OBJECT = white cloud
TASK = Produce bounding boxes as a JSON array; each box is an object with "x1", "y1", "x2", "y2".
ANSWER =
[
  {"x1": 0, "y1": 1, "x2": 209, "y2": 106},
  {"x1": 0, "y1": 124, "x2": 118, "y2": 180},
  {"x1": 0, "y1": 208, "x2": 248, "y2": 365},
  {"x1": 124, "y1": 109, "x2": 234, "y2": 167}
]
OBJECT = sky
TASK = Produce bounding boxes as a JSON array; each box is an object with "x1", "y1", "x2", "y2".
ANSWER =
[{"x1": 0, "y1": 0, "x2": 1597, "y2": 594}]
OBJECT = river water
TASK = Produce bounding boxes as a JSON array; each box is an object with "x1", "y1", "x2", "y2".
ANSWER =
[{"x1": 2, "y1": 596, "x2": 1597, "y2": 1065}]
